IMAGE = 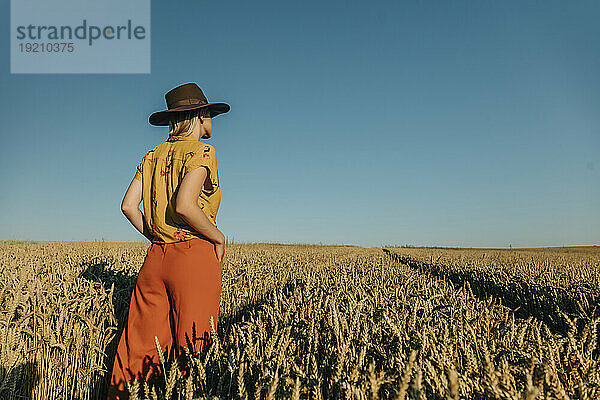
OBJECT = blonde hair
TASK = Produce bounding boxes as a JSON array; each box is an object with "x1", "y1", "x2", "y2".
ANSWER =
[{"x1": 168, "y1": 107, "x2": 211, "y2": 137}]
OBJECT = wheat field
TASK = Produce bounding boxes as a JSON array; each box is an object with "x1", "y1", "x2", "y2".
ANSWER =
[{"x1": 0, "y1": 241, "x2": 599, "y2": 399}]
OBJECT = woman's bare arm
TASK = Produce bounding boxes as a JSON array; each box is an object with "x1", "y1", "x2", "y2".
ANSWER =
[
  {"x1": 175, "y1": 166, "x2": 225, "y2": 244},
  {"x1": 121, "y1": 177, "x2": 153, "y2": 241}
]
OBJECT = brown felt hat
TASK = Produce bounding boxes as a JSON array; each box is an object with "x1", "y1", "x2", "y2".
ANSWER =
[{"x1": 149, "y1": 83, "x2": 230, "y2": 126}]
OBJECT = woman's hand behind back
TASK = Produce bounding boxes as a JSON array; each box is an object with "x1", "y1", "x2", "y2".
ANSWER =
[{"x1": 214, "y1": 239, "x2": 225, "y2": 263}]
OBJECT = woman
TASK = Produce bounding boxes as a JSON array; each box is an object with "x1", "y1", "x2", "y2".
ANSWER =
[{"x1": 107, "y1": 83, "x2": 230, "y2": 399}]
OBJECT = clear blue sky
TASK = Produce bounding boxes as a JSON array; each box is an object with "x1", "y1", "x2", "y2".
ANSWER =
[{"x1": 1, "y1": 1, "x2": 598, "y2": 248}]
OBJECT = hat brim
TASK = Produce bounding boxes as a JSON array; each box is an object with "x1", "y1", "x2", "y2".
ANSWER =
[{"x1": 149, "y1": 102, "x2": 230, "y2": 126}]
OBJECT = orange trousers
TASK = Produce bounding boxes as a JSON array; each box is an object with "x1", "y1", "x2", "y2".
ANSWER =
[{"x1": 107, "y1": 237, "x2": 223, "y2": 400}]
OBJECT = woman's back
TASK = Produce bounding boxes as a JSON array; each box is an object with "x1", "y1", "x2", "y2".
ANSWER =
[{"x1": 134, "y1": 134, "x2": 220, "y2": 243}]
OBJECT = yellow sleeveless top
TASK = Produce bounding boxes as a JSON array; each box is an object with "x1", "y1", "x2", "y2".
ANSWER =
[{"x1": 133, "y1": 134, "x2": 221, "y2": 243}]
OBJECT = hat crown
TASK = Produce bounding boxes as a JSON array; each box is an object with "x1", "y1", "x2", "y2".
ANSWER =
[{"x1": 165, "y1": 83, "x2": 209, "y2": 110}]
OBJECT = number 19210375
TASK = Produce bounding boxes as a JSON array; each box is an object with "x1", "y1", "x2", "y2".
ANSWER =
[{"x1": 19, "y1": 43, "x2": 74, "y2": 52}]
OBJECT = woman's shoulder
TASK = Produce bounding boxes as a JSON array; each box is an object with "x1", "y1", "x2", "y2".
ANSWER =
[
  {"x1": 174, "y1": 142, "x2": 216, "y2": 164},
  {"x1": 197, "y1": 141, "x2": 216, "y2": 151},
  {"x1": 191, "y1": 141, "x2": 217, "y2": 158}
]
